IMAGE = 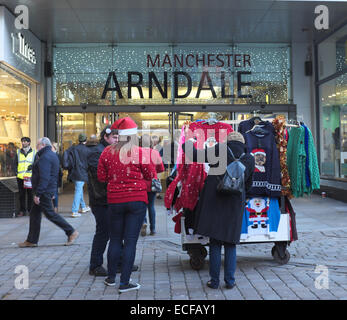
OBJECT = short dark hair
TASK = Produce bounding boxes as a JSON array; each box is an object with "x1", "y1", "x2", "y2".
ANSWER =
[
  {"x1": 100, "y1": 125, "x2": 117, "y2": 139},
  {"x1": 21, "y1": 137, "x2": 31, "y2": 143}
]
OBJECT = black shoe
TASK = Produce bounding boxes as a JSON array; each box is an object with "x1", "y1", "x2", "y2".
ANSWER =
[
  {"x1": 104, "y1": 277, "x2": 116, "y2": 286},
  {"x1": 89, "y1": 266, "x2": 107, "y2": 277},
  {"x1": 150, "y1": 231, "x2": 156, "y2": 236},
  {"x1": 119, "y1": 282, "x2": 141, "y2": 293},
  {"x1": 207, "y1": 280, "x2": 219, "y2": 289},
  {"x1": 225, "y1": 283, "x2": 236, "y2": 290}
]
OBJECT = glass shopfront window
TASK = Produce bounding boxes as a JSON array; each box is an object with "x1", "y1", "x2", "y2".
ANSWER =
[
  {"x1": 53, "y1": 43, "x2": 291, "y2": 106},
  {"x1": 0, "y1": 66, "x2": 30, "y2": 177},
  {"x1": 320, "y1": 74, "x2": 347, "y2": 178},
  {"x1": 318, "y1": 24, "x2": 347, "y2": 81},
  {"x1": 318, "y1": 22, "x2": 347, "y2": 180}
]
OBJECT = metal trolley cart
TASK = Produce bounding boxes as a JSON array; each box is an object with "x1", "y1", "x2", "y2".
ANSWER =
[{"x1": 180, "y1": 195, "x2": 292, "y2": 270}]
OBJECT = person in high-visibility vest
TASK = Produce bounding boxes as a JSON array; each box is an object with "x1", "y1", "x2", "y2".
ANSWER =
[{"x1": 15, "y1": 137, "x2": 36, "y2": 217}]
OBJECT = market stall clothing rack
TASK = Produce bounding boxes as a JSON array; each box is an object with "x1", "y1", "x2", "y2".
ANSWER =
[
  {"x1": 180, "y1": 193, "x2": 292, "y2": 270},
  {"x1": 180, "y1": 113, "x2": 298, "y2": 270}
]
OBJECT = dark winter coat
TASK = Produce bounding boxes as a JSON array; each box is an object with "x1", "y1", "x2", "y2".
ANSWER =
[
  {"x1": 87, "y1": 139, "x2": 109, "y2": 207},
  {"x1": 32, "y1": 146, "x2": 59, "y2": 197},
  {"x1": 63, "y1": 143, "x2": 89, "y2": 182},
  {"x1": 183, "y1": 140, "x2": 255, "y2": 244}
]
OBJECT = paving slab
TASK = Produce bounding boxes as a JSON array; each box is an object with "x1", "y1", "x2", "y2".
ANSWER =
[{"x1": 0, "y1": 192, "x2": 347, "y2": 300}]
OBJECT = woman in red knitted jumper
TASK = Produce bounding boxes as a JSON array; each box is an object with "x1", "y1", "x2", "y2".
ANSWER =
[{"x1": 97, "y1": 117, "x2": 156, "y2": 293}]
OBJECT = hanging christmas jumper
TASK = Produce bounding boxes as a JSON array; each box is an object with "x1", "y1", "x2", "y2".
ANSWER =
[
  {"x1": 302, "y1": 123, "x2": 311, "y2": 188},
  {"x1": 243, "y1": 130, "x2": 281, "y2": 197},
  {"x1": 186, "y1": 121, "x2": 233, "y2": 148},
  {"x1": 240, "y1": 197, "x2": 281, "y2": 239},
  {"x1": 238, "y1": 118, "x2": 275, "y2": 136},
  {"x1": 287, "y1": 126, "x2": 320, "y2": 197},
  {"x1": 165, "y1": 121, "x2": 233, "y2": 233},
  {"x1": 272, "y1": 117, "x2": 293, "y2": 199}
]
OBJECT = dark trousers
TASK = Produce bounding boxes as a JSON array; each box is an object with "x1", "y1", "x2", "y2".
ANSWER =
[
  {"x1": 90, "y1": 205, "x2": 110, "y2": 270},
  {"x1": 52, "y1": 188, "x2": 59, "y2": 208},
  {"x1": 143, "y1": 192, "x2": 156, "y2": 232},
  {"x1": 209, "y1": 238, "x2": 236, "y2": 287},
  {"x1": 27, "y1": 193, "x2": 75, "y2": 244},
  {"x1": 107, "y1": 201, "x2": 146, "y2": 285},
  {"x1": 17, "y1": 178, "x2": 33, "y2": 213}
]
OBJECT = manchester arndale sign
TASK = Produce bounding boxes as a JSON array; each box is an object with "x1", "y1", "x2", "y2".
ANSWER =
[
  {"x1": 101, "y1": 53, "x2": 253, "y2": 100},
  {"x1": 11, "y1": 32, "x2": 37, "y2": 65}
]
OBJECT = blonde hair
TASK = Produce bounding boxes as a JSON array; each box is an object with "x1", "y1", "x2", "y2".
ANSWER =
[{"x1": 227, "y1": 132, "x2": 245, "y2": 144}]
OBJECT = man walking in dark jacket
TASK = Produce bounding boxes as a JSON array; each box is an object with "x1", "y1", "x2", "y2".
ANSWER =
[
  {"x1": 18, "y1": 137, "x2": 78, "y2": 247},
  {"x1": 63, "y1": 133, "x2": 90, "y2": 217}
]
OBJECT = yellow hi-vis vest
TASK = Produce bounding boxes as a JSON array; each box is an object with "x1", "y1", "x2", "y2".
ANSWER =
[{"x1": 17, "y1": 149, "x2": 36, "y2": 179}]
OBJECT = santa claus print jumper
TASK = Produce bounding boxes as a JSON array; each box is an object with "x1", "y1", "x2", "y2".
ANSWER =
[{"x1": 243, "y1": 130, "x2": 281, "y2": 197}]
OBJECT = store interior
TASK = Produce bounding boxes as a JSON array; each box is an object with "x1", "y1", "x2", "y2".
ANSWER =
[{"x1": 0, "y1": 67, "x2": 29, "y2": 177}]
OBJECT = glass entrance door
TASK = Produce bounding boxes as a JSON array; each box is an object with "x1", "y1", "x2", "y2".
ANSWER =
[{"x1": 56, "y1": 112, "x2": 116, "y2": 152}]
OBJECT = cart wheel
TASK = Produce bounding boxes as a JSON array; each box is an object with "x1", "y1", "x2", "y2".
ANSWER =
[
  {"x1": 190, "y1": 256, "x2": 205, "y2": 270},
  {"x1": 271, "y1": 246, "x2": 276, "y2": 257},
  {"x1": 273, "y1": 248, "x2": 290, "y2": 265},
  {"x1": 200, "y1": 246, "x2": 208, "y2": 259}
]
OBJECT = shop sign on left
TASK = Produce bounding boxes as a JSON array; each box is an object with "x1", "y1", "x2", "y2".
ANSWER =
[{"x1": 11, "y1": 32, "x2": 37, "y2": 65}]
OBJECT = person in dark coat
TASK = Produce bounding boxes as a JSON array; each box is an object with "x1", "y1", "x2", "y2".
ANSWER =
[
  {"x1": 63, "y1": 133, "x2": 90, "y2": 217},
  {"x1": 87, "y1": 126, "x2": 117, "y2": 276},
  {"x1": 183, "y1": 131, "x2": 255, "y2": 290},
  {"x1": 18, "y1": 137, "x2": 79, "y2": 247},
  {"x1": 87, "y1": 126, "x2": 139, "y2": 277}
]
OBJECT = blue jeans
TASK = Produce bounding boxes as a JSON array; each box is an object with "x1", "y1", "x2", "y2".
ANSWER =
[
  {"x1": 52, "y1": 188, "x2": 59, "y2": 208},
  {"x1": 143, "y1": 192, "x2": 156, "y2": 232},
  {"x1": 90, "y1": 205, "x2": 109, "y2": 270},
  {"x1": 107, "y1": 201, "x2": 146, "y2": 285},
  {"x1": 72, "y1": 181, "x2": 86, "y2": 213},
  {"x1": 209, "y1": 238, "x2": 236, "y2": 287}
]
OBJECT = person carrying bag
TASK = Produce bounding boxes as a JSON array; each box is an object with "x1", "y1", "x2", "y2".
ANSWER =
[{"x1": 182, "y1": 130, "x2": 255, "y2": 290}]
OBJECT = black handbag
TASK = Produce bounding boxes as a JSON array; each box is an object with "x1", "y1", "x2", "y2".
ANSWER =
[
  {"x1": 216, "y1": 147, "x2": 246, "y2": 195},
  {"x1": 151, "y1": 178, "x2": 162, "y2": 193}
]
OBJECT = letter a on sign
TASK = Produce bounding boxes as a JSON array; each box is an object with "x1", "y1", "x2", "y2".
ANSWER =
[
  {"x1": 314, "y1": 5, "x2": 329, "y2": 30},
  {"x1": 14, "y1": 5, "x2": 29, "y2": 30}
]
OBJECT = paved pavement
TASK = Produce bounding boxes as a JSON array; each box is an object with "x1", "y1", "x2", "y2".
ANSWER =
[{"x1": 0, "y1": 191, "x2": 347, "y2": 300}]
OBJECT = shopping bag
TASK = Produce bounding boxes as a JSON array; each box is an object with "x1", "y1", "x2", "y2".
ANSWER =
[{"x1": 151, "y1": 178, "x2": 162, "y2": 193}]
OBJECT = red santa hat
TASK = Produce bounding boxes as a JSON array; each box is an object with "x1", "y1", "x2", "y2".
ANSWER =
[
  {"x1": 111, "y1": 117, "x2": 138, "y2": 136},
  {"x1": 251, "y1": 148, "x2": 266, "y2": 156}
]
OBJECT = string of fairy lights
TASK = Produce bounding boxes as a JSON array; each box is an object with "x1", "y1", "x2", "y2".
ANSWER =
[{"x1": 53, "y1": 44, "x2": 291, "y2": 105}]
